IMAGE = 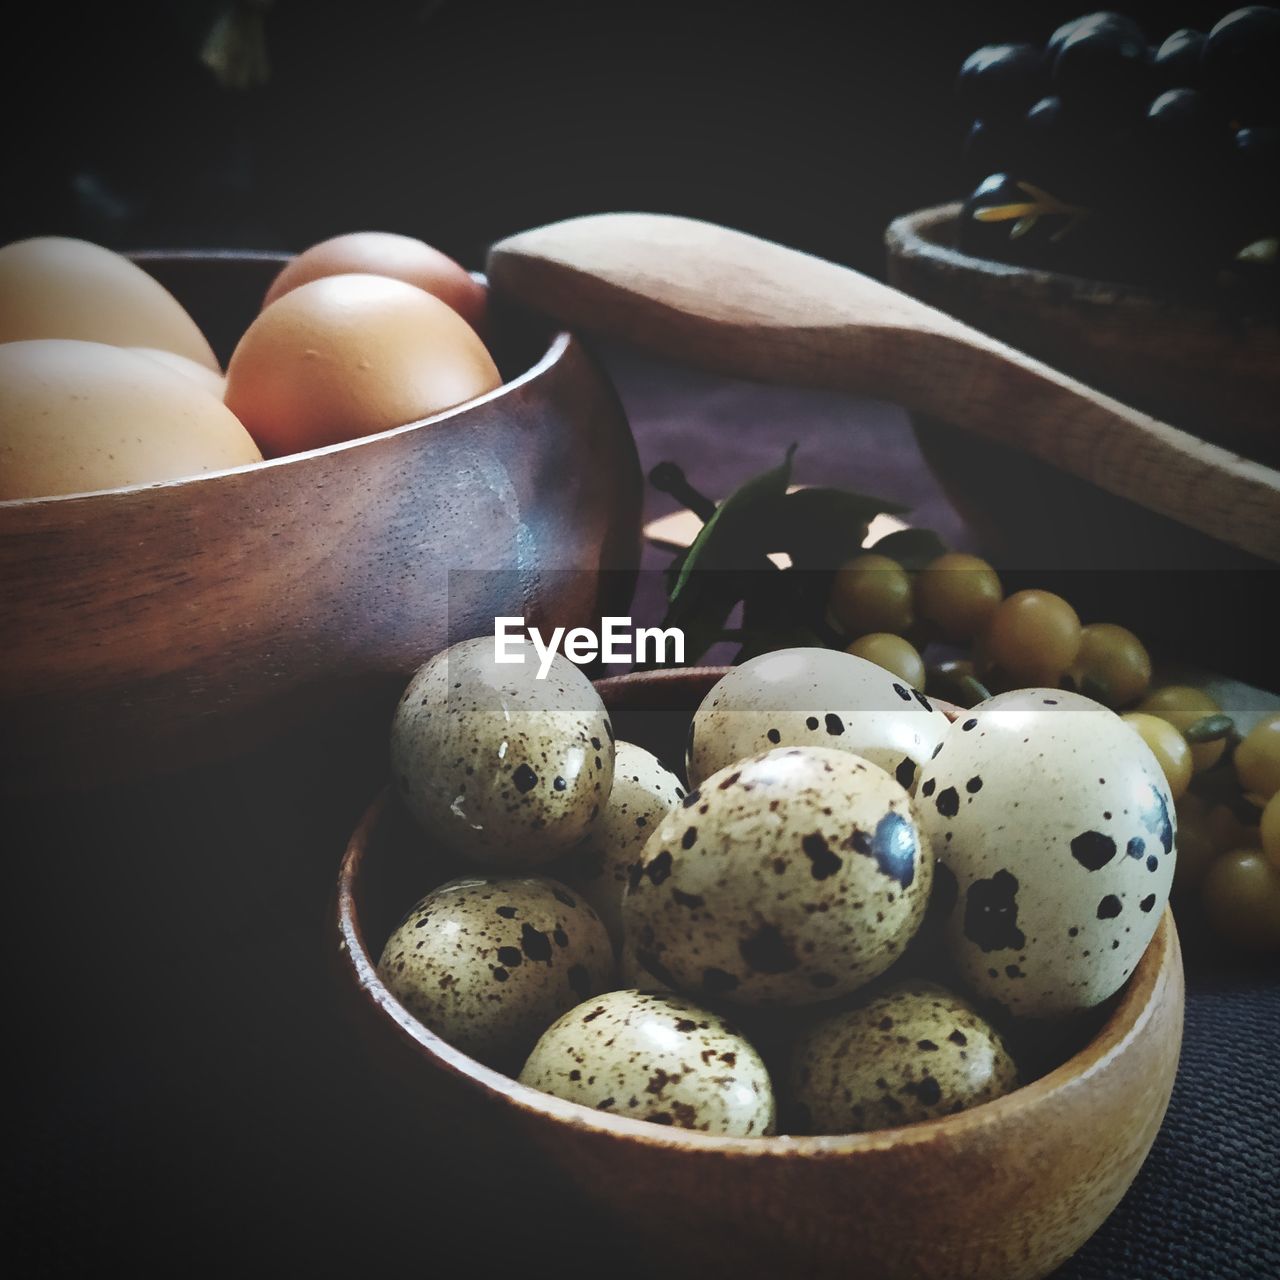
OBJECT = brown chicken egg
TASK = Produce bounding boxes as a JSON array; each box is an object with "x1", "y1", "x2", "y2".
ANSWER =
[
  {"x1": 0, "y1": 237, "x2": 220, "y2": 370},
  {"x1": 261, "y1": 231, "x2": 488, "y2": 334},
  {"x1": 0, "y1": 339, "x2": 261, "y2": 501},
  {"x1": 224, "y1": 273, "x2": 502, "y2": 457}
]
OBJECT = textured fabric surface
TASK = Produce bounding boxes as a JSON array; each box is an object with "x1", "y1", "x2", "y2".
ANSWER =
[{"x1": 1056, "y1": 961, "x2": 1279, "y2": 1279}]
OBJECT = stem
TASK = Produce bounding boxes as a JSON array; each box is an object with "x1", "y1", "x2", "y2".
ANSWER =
[{"x1": 649, "y1": 462, "x2": 717, "y2": 522}]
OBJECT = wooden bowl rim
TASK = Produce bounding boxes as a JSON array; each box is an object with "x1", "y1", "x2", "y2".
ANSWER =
[
  {"x1": 0, "y1": 274, "x2": 575, "y2": 511},
  {"x1": 886, "y1": 201, "x2": 1280, "y2": 323},
  {"x1": 335, "y1": 668, "x2": 1182, "y2": 1160}
]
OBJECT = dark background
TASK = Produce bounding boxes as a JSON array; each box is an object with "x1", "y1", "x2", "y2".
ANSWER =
[
  {"x1": 6, "y1": 1, "x2": 1247, "y2": 274},
  {"x1": 7, "y1": 5, "x2": 1277, "y2": 1278}
]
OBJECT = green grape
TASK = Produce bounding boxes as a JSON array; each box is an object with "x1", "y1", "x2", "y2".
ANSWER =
[
  {"x1": 1201, "y1": 849, "x2": 1280, "y2": 954},
  {"x1": 1137, "y1": 686, "x2": 1224, "y2": 773},
  {"x1": 1068, "y1": 623, "x2": 1152, "y2": 708},
  {"x1": 1172, "y1": 792, "x2": 1217, "y2": 896},
  {"x1": 913, "y1": 552, "x2": 1002, "y2": 642},
  {"x1": 1206, "y1": 803, "x2": 1261, "y2": 856},
  {"x1": 846, "y1": 633, "x2": 926, "y2": 689},
  {"x1": 1235, "y1": 713, "x2": 1280, "y2": 801},
  {"x1": 1122, "y1": 713, "x2": 1191, "y2": 801},
  {"x1": 982, "y1": 589, "x2": 1081, "y2": 686},
  {"x1": 970, "y1": 631, "x2": 1015, "y2": 695},
  {"x1": 827, "y1": 553, "x2": 913, "y2": 637},
  {"x1": 1261, "y1": 793, "x2": 1280, "y2": 872}
]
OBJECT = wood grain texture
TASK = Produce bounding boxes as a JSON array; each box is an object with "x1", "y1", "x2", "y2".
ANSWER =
[
  {"x1": 333, "y1": 668, "x2": 1185, "y2": 1280},
  {"x1": 0, "y1": 253, "x2": 642, "y2": 792},
  {"x1": 486, "y1": 212, "x2": 1280, "y2": 563}
]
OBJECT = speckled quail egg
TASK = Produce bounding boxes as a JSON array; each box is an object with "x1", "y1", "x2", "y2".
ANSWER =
[
  {"x1": 519, "y1": 989, "x2": 775, "y2": 1135},
  {"x1": 553, "y1": 741, "x2": 686, "y2": 946},
  {"x1": 622, "y1": 746, "x2": 933, "y2": 1006},
  {"x1": 390, "y1": 637, "x2": 615, "y2": 867},
  {"x1": 687, "y1": 647, "x2": 949, "y2": 793},
  {"x1": 916, "y1": 688, "x2": 1176, "y2": 1019},
  {"x1": 377, "y1": 876, "x2": 614, "y2": 1067},
  {"x1": 619, "y1": 936, "x2": 676, "y2": 992},
  {"x1": 785, "y1": 980, "x2": 1019, "y2": 1133}
]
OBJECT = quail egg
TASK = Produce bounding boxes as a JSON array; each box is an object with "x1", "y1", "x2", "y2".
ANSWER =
[
  {"x1": 687, "y1": 648, "x2": 949, "y2": 793},
  {"x1": 390, "y1": 637, "x2": 615, "y2": 867},
  {"x1": 377, "y1": 875, "x2": 614, "y2": 1067},
  {"x1": 619, "y1": 936, "x2": 676, "y2": 992},
  {"x1": 519, "y1": 989, "x2": 776, "y2": 1135},
  {"x1": 553, "y1": 741, "x2": 686, "y2": 946},
  {"x1": 785, "y1": 980, "x2": 1019, "y2": 1133},
  {"x1": 916, "y1": 688, "x2": 1176, "y2": 1018},
  {"x1": 622, "y1": 746, "x2": 933, "y2": 1006}
]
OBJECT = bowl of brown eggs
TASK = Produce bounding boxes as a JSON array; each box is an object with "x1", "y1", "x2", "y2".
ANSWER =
[
  {"x1": 334, "y1": 646, "x2": 1185, "y2": 1280},
  {"x1": 0, "y1": 233, "x2": 641, "y2": 792}
]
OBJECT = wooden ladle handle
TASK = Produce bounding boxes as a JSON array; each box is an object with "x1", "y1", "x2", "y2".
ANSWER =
[{"x1": 487, "y1": 212, "x2": 1280, "y2": 564}]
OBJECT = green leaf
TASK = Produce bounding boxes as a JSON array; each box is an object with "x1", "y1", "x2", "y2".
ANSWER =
[
  {"x1": 741, "y1": 566, "x2": 824, "y2": 627},
  {"x1": 733, "y1": 624, "x2": 828, "y2": 663},
  {"x1": 867, "y1": 527, "x2": 948, "y2": 572},
  {"x1": 1184, "y1": 713, "x2": 1235, "y2": 744},
  {"x1": 775, "y1": 487, "x2": 909, "y2": 569},
  {"x1": 665, "y1": 599, "x2": 738, "y2": 670},
  {"x1": 669, "y1": 445, "x2": 797, "y2": 605},
  {"x1": 641, "y1": 573, "x2": 742, "y2": 671},
  {"x1": 653, "y1": 446, "x2": 940, "y2": 667},
  {"x1": 662, "y1": 544, "x2": 690, "y2": 595}
]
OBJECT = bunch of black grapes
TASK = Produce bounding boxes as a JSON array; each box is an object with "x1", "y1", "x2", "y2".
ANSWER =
[{"x1": 955, "y1": 8, "x2": 1278, "y2": 300}]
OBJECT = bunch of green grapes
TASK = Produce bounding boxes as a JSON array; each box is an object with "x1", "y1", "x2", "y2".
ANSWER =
[{"x1": 825, "y1": 547, "x2": 1280, "y2": 955}]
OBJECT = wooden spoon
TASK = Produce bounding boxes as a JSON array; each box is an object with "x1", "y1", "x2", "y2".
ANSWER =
[{"x1": 487, "y1": 212, "x2": 1280, "y2": 564}]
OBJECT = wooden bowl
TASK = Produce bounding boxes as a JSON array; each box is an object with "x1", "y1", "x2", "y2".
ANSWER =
[
  {"x1": 333, "y1": 667, "x2": 1185, "y2": 1280},
  {"x1": 0, "y1": 252, "x2": 642, "y2": 793},
  {"x1": 886, "y1": 202, "x2": 1279, "y2": 460},
  {"x1": 884, "y1": 204, "x2": 1280, "y2": 573}
]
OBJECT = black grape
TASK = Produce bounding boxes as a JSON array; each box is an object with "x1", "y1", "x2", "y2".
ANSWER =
[
  {"x1": 1151, "y1": 28, "x2": 1204, "y2": 90},
  {"x1": 957, "y1": 43, "x2": 1043, "y2": 125},
  {"x1": 962, "y1": 118, "x2": 1022, "y2": 183},
  {"x1": 1202, "y1": 7, "x2": 1280, "y2": 124},
  {"x1": 1052, "y1": 20, "x2": 1152, "y2": 118},
  {"x1": 1045, "y1": 11, "x2": 1144, "y2": 68}
]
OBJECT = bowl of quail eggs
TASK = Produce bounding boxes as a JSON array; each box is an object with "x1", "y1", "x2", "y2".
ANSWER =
[{"x1": 334, "y1": 641, "x2": 1184, "y2": 1280}]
